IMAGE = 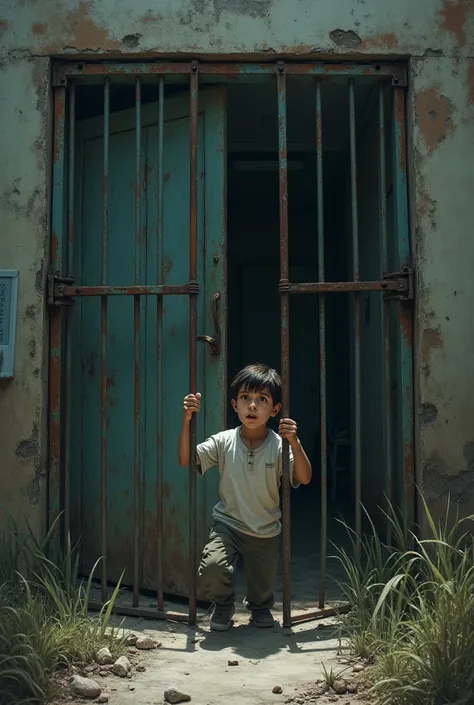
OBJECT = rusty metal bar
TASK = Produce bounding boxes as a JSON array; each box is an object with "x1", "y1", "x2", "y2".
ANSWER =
[
  {"x1": 133, "y1": 77, "x2": 142, "y2": 608},
  {"x1": 188, "y1": 62, "x2": 199, "y2": 626},
  {"x1": 379, "y1": 83, "x2": 392, "y2": 544},
  {"x1": 316, "y1": 80, "x2": 327, "y2": 610},
  {"x1": 100, "y1": 78, "x2": 110, "y2": 603},
  {"x1": 49, "y1": 86, "x2": 66, "y2": 550},
  {"x1": 291, "y1": 603, "x2": 351, "y2": 625},
  {"x1": 56, "y1": 284, "x2": 193, "y2": 297},
  {"x1": 277, "y1": 63, "x2": 291, "y2": 629},
  {"x1": 349, "y1": 79, "x2": 362, "y2": 553},
  {"x1": 285, "y1": 279, "x2": 409, "y2": 294},
  {"x1": 156, "y1": 77, "x2": 165, "y2": 612},
  {"x1": 392, "y1": 87, "x2": 415, "y2": 525},
  {"x1": 55, "y1": 62, "x2": 406, "y2": 84},
  {"x1": 88, "y1": 601, "x2": 193, "y2": 622},
  {"x1": 64, "y1": 83, "x2": 75, "y2": 546}
]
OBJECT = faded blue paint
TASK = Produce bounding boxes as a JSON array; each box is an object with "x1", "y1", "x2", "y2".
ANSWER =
[{"x1": 70, "y1": 89, "x2": 226, "y2": 595}]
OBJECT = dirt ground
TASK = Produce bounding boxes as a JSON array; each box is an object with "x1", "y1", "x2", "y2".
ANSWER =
[{"x1": 64, "y1": 600, "x2": 371, "y2": 705}]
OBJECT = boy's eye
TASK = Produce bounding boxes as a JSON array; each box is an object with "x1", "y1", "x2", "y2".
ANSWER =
[{"x1": 260, "y1": 397, "x2": 267, "y2": 403}]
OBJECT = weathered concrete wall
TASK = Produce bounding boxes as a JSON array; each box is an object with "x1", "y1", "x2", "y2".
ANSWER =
[
  {"x1": 0, "y1": 57, "x2": 51, "y2": 536},
  {"x1": 0, "y1": 0, "x2": 473, "y2": 534}
]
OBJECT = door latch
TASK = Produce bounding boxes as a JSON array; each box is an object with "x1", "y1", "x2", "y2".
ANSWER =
[{"x1": 197, "y1": 292, "x2": 221, "y2": 356}]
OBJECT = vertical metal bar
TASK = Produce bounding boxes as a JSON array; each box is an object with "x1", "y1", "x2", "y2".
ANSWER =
[
  {"x1": 379, "y1": 83, "x2": 392, "y2": 544},
  {"x1": 49, "y1": 86, "x2": 66, "y2": 552},
  {"x1": 277, "y1": 64, "x2": 291, "y2": 629},
  {"x1": 392, "y1": 87, "x2": 415, "y2": 527},
  {"x1": 64, "y1": 83, "x2": 75, "y2": 546},
  {"x1": 349, "y1": 80, "x2": 362, "y2": 553},
  {"x1": 316, "y1": 80, "x2": 327, "y2": 609},
  {"x1": 156, "y1": 78, "x2": 165, "y2": 612},
  {"x1": 101, "y1": 78, "x2": 110, "y2": 603},
  {"x1": 133, "y1": 77, "x2": 142, "y2": 608},
  {"x1": 188, "y1": 63, "x2": 199, "y2": 626}
]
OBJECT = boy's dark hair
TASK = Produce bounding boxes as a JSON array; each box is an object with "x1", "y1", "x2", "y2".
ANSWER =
[{"x1": 231, "y1": 363, "x2": 282, "y2": 405}]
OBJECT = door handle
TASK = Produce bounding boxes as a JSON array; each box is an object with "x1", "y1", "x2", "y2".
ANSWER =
[{"x1": 197, "y1": 292, "x2": 221, "y2": 356}]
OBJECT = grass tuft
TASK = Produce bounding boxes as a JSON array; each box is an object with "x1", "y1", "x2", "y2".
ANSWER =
[{"x1": 333, "y1": 496, "x2": 474, "y2": 705}]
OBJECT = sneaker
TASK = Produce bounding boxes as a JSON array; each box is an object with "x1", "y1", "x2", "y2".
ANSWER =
[
  {"x1": 210, "y1": 603, "x2": 235, "y2": 631},
  {"x1": 250, "y1": 608, "x2": 275, "y2": 628}
]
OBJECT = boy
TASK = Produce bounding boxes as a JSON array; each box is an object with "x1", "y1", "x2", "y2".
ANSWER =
[{"x1": 178, "y1": 363, "x2": 312, "y2": 631}]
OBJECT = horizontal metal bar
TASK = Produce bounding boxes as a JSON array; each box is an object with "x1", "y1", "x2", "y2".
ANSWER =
[
  {"x1": 291, "y1": 604, "x2": 351, "y2": 625},
  {"x1": 54, "y1": 61, "x2": 406, "y2": 85},
  {"x1": 59, "y1": 284, "x2": 197, "y2": 297},
  {"x1": 284, "y1": 279, "x2": 410, "y2": 294},
  {"x1": 88, "y1": 601, "x2": 196, "y2": 623}
]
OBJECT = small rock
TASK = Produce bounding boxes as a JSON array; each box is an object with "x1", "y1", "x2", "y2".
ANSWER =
[
  {"x1": 228, "y1": 660, "x2": 239, "y2": 667},
  {"x1": 136, "y1": 635, "x2": 157, "y2": 650},
  {"x1": 164, "y1": 688, "x2": 191, "y2": 704},
  {"x1": 99, "y1": 671, "x2": 108, "y2": 678},
  {"x1": 332, "y1": 681, "x2": 347, "y2": 696},
  {"x1": 346, "y1": 684, "x2": 358, "y2": 694},
  {"x1": 128, "y1": 648, "x2": 138, "y2": 655},
  {"x1": 85, "y1": 665, "x2": 96, "y2": 674},
  {"x1": 273, "y1": 686, "x2": 283, "y2": 694},
  {"x1": 136, "y1": 664, "x2": 146, "y2": 672},
  {"x1": 96, "y1": 648, "x2": 114, "y2": 666},
  {"x1": 352, "y1": 664, "x2": 365, "y2": 673},
  {"x1": 125, "y1": 633, "x2": 138, "y2": 647},
  {"x1": 112, "y1": 656, "x2": 131, "y2": 678},
  {"x1": 69, "y1": 675, "x2": 101, "y2": 699},
  {"x1": 328, "y1": 698, "x2": 338, "y2": 703},
  {"x1": 97, "y1": 696, "x2": 110, "y2": 704}
]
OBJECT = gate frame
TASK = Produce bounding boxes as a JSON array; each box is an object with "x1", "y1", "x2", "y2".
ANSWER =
[{"x1": 49, "y1": 59, "x2": 414, "y2": 628}]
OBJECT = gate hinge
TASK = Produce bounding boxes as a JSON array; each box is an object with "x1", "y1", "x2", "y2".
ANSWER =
[
  {"x1": 48, "y1": 269, "x2": 75, "y2": 307},
  {"x1": 383, "y1": 267, "x2": 414, "y2": 300}
]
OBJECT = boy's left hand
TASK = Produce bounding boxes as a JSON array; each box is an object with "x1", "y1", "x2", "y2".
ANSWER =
[{"x1": 279, "y1": 418, "x2": 298, "y2": 445}]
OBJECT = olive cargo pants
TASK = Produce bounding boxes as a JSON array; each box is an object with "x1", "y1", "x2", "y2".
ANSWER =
[{"x1": 198, "y1": 522, "x2": 280, "y2": 610}]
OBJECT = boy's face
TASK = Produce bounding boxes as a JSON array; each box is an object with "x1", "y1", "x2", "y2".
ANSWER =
[{"x1": 231, "y1": 386, "x2": 281, "y2": 430}]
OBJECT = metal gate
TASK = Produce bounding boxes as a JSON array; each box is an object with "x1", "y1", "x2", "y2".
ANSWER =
[{"x1": 49, "y1": 60, "x2": 414, "y2": 628}]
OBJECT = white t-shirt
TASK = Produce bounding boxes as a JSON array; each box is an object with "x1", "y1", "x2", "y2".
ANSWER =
[{"x1": 196, "y1": 427, "x2": 298, "y2": 539}]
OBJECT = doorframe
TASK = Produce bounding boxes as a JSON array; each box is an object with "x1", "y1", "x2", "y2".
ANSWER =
[{"x1": 48, "y1": 59, "x2": 414, "y2": 628}]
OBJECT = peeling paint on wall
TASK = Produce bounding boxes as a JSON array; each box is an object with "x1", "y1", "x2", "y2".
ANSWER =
[
  {"x1": 437, "y1": 0, "x2": 474, "y2": 48},
  {"x1": 416, "y1": 86, "x2": 456, "y2": 152},
  {"x1": 361, "y1": 32, "x2": 399, "y2": 50}
]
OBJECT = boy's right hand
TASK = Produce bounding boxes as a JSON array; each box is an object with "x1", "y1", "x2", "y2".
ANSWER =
[{"x1": 183, "y1": 393, "x2": 201, "y2": 421}]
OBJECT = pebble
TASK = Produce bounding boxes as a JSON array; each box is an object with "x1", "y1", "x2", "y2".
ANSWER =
[
  {"x1": 96, "y1": 648, "x2": 114, "y2": 666},
  {"x1": 69, "y1": 675, "x2": 101, "y2": 699},
  {"x1": 273, "y1": 686, "x2": 283, "y2": 694},
  {"x1": 112, "y1": 656, "x2": 131, "y2": 678},
  {"x1": 136, "y1": 664, "x2": 146, "y2": 672},
  {"x1": 164, "y1": 688, "x2": 192, "y2": 704},
  {"x1": 136, "y1": 635, "x2": 158, "y2": 650},
  {"x1": 346, "y1": 684, "x2": 358, "y2": 694},
  {"x1": 228, "y1": 660, "x2": 239, "y2": 667},
  {"x1": 332, "y1": 681, "x2": 347, "y2": 695},
  {"x1": 99, "y1": 671, "x2": 109, "y2": 677},
  {"x1": 125, "y1": 633, "x2": 138, "y2": 646},
  {"x1": 97, "y1": 695, "x2": 110, "y2": 704},
  {"x1": 328, "y1": 697, "x2": 338, "y2": 703}
]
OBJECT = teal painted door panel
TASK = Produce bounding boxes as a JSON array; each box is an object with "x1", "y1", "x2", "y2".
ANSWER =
[{"x1": 71, "y1": 88, "x2": 226, "y2": 598}]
